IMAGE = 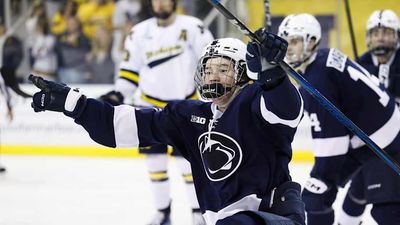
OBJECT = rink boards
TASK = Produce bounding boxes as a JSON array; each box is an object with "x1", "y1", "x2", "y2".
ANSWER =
[{"x1": 0, "y1": 84, "x2": 314, "y2": 161}]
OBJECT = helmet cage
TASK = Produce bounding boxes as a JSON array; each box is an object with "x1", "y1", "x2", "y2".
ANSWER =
[{"x1": 195, "y1": 55, "x2": 246, "y2": 100}]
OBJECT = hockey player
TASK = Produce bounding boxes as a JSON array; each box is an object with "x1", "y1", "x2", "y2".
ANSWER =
[
  {"x1": 29, "y1": 30, "x2": 306, "y2": 225},
  {"x1": 100, "y1": 0, "x2": 214, "y2": 224},
  {"x1": 338, "y1": 9, "x2": 400, "y2": 225},
  {"x1": 277, "y1": 13, "x2": 400, "y2": 225}
]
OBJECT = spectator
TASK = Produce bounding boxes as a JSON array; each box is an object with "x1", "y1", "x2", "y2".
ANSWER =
[
  {"x1": 51, "y1": 0, "x2": 79, "y2": 36},
  {"x1": 111, "y1": 0, "x2": 141, "y2": 76},
  {"x1": 85, "y1": 25, "x2": 114, "y2": 83},
  {"x1": 77, "y1": 0, "x2": 115, "y2": 40},
  {"x1": 26, "y1": 0, "x2": 47, "y2": 66},
  {"x1": 56, "y1": 16, "x2": 91, "y2": 83},
  {"x1": 31, "y1": 18, "x2": 58, "y2": 81}
]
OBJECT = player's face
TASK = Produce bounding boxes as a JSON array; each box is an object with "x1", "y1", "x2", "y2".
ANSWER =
[
  {"x1": 203, "y1": 57, "x2": 235, "y2": 86},
  {"x1": 151, "y1": 0, "x2": 175, "y2": 19},
  {"x1": 285, "y1": 36, "x2": 304, "y2": 66},
  {"x1": 203, "y1": 57, "x2": 236, "y2": 103},
  {"x1": 367, "y1": 27, "x2": 398, "y2": 55}
]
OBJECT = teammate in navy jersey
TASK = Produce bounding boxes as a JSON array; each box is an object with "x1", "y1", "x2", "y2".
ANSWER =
[
  {"x1": 338, "y1": 10, "x2": 400, "y2": 225},
  {"x1": 278, "y1": 13, "x2": 400, "y2": 225},
  {"x1": 28, "y1": 30, "x2": 306, "y2": 225}
]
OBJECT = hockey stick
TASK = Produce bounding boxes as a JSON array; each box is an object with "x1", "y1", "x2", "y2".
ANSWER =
[
  {"x1": 207, "y1": 0, "x2": 400, "y2": 175},
  {"x1": 343, "y1": 0, "x2": 359, "y2": 61},
  {"x1": 203, "y1": 0, "x2": 231, "y2": 27},
  {"x1": 264, "y1": 0, "x2": 272, "y2": 32}
]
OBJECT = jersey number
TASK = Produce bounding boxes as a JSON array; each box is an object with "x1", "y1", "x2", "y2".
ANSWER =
[{"x1": 347, "y1": 66, "x2": 390, "y2": 107}]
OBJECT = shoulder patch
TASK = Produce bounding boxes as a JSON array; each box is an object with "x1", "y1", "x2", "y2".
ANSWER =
[{"x1": 326, "y1": 48, "x2": 347, "y2": 72}]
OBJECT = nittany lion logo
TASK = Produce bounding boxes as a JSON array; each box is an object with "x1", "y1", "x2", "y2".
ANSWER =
[{"x1": 198, "y1": 131, "x2": 242, "y2": 181}]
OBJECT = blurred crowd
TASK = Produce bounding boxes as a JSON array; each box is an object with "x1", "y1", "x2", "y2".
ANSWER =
[{"x1": 0, "y1": 0, "x2": 214, "y2": 84}]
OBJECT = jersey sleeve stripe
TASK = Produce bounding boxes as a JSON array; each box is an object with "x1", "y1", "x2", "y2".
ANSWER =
[
  {"x1": 350, "y1": 105, "x2": 400, "y2": 149},
  {"x1": 259, "y1": 89, "x2": 304, "y2": 128},
  {"x1": 312, "y1": 136, "x2": 350, "y2": 157},
  {"x1": 113, "y1": 105, "x2": 139, "y2": 147},
  {"x1": 119, "y1": 69, "x2": 139, "y2": 85}
]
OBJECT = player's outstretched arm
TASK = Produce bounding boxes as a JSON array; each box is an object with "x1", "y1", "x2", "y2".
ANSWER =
[{"x1": 29, "y1": 75, "x2": 123, "y2": 147}]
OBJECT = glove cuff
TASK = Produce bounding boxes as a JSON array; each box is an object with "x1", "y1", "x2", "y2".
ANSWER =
[
  {"x1": 65, "y1": 88, "x2": 83, "y2": 112},
  {"x1": 64, "y1": 89, "x2": 87, "y2": 119},
  {"x1": 64, "y1": 95, "x2": 87, "y2": 119},
  {"x1": 258, "y1": 67, "x2": 287, "y2": 90}
]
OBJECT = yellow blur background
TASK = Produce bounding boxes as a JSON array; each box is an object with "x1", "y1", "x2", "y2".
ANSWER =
[{"x1": 246, "y1": 0, "x2": 400, "y2": 58}]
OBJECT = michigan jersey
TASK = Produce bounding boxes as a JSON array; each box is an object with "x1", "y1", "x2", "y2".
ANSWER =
[
  {"x1": 116, "y1": 15, "x2": 213, "y2": 107},
  {"x1": 75, "y1": 77, "x2": 303, "y2": 225},
  {"x1": 358, "y1": 48, "x2": 400, "y2": 100},
  {"x1": 300, "y1": 48, "x2": 400, "y2": 158}
]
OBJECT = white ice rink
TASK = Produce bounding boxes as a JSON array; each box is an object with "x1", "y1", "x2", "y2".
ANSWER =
[{"x1": 0, "y1": 155, "x2": 377, "y2": 225}]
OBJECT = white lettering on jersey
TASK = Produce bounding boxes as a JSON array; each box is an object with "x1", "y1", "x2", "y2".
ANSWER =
[
  {"x1": 304, "y1": 177, "x2": 328, "y2": 194},
  {"x1": 367, "y1": 183, "x2": 382, "y2": 190},
  {"x1": 326, "y1": 49, "x2": 347, "y2": 72},
  {"x1": 347, "y1": 66, "x2": 390, "y2": 106},
  {"x1": 191, "y1": 115, "x2": 206, "y2": 124}
]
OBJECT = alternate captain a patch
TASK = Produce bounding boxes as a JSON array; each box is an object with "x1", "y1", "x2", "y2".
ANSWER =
[{"x1": 179, "y1": 29, "x2": 187, "y2": 41}]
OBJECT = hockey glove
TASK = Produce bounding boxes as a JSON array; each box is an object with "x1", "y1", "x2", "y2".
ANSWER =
[
  {"x1": 98, "y1": 90, "x2": 124, "y2": 106},
  {"x1": 29, "y1": 75, "x2": 87, "y2": 118},
  {"x1": 246, "y1": 28, "x2": 288, "y2": 88}
]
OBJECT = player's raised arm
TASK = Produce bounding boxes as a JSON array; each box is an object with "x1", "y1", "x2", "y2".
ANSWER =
[{"x1": 246, "y1": 29, "x2": 304, "y2": 127}]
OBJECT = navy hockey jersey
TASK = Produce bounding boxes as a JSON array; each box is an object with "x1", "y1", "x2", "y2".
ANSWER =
[
  {"x1": 75, "y1": 77, "x2": 303, "y2": 225},
  {"x1": 300, "y1": 48, "x2": 400, "y2": 158},
  {"x1": 358, "y1": 48, "x2": 400, "y2": 99}
]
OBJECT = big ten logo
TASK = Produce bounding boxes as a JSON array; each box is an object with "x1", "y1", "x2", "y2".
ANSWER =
[{"x1": 191, "y1": 115, "x2": 206, "y2": 124}]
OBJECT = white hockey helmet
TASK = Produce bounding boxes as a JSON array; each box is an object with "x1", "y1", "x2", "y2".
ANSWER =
[
  {"x1": 367, "y1": 10, "x2": 399, "y2": 32},
  {"x1": 278, "y1": 13, "x2": 321, "y2": 67},
  {"x1": 195, "y1": 38, "x2": 249, "y2": 100},
  {"x1": 366, "y1": 10, "x2": 399, "y2": 56}
]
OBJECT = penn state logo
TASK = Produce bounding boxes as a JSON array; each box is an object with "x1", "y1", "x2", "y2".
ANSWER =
[{"x1": 198, "y1": 131, "x2": 242, "y2": 181}]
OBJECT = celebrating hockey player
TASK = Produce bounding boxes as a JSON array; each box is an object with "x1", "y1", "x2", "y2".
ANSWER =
[
  {"x1": 29, "y1": 30, "x2": 306, "y2": 225},
  {"x1": 338, "y1": 9, "x2": 400, "y2": 225},
  {"x1": 100, "y1": 0, "x2": 214, "y2": 224},
  {"x1": 278, "y1": 13, "x2": 400, "y2": 225}
]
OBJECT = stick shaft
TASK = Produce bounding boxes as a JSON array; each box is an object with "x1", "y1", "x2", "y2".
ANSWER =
[
  {"x1": 264, "y1": 0, "x2": 272, "y2": 32},
  {"x1": 207, "y1": 0, "x2": 400, "y2": 175},
  {"x1": 344, "y1": 0, "x2": 359, "y2": 61}
]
